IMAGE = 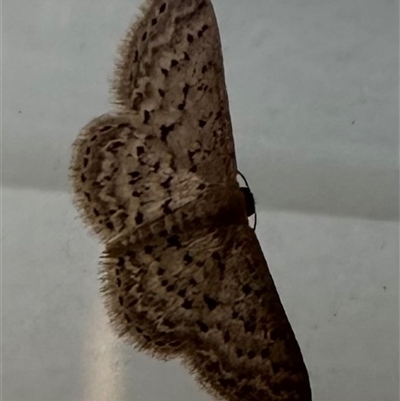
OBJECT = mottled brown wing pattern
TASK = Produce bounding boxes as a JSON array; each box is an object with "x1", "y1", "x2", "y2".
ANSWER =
[
  {"x1": 70, "y1": 112, "x2": 209, "y2": 243},
  {"x1": 70, "y1": 0, "x2": 311, "y2": 400},
  {"x1": 113, "y1": 0, "x2": 236, "y2": 185},
  {"x1": 101, "y1": 219, "x2": 311, "y2": 401},
  {"x1": 70, "y1": 0, "x2": 237, "y2": 243}
]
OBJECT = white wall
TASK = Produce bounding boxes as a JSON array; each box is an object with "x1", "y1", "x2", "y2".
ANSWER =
[{"x1": 3, "y1": 0, "x2": 399, "y2": 400}]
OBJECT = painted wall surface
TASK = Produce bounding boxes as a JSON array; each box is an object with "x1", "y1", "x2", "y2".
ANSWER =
[{"x1": 3, "y1": 0, "x2": 399, "y2": 400}]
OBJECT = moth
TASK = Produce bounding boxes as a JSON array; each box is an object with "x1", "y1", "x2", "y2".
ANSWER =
[{"x1": 70, "y1": 1, "x2": 312, "y2": 400}]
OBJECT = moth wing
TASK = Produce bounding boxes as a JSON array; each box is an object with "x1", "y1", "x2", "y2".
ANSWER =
[
  {"x1": 100, "y1": 223, "x2": 311, "y2": 401},
  {"x1": 186, "y1": 225, "x2": 312, "y2": 401},
  {"x1": 70, "y1": 0, "x2": 238, "y2": 242},
  {"x1": 70, "y1": 113, "x2": 209, "y2": 243},
  {"x1": 113, "y1": 0, "x2": 237, "y2": 183}
]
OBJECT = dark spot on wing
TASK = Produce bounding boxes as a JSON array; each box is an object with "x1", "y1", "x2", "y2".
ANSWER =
[
  {"x1": 204, "y1": 295, "x2": 219, "y2": 311},
  {"x1": 223, "y1": 331, "x2": 230, "y2": 343},
  {"x1": 129, "y1": 171, "x2": 140, "y2": 179},
  {"x1": 163, "y1": 319, "x2": 175, "y2": 329},
  {"x1": 167, "y1": 235, "x2": 181, "y2": 248},
  {"x1": 162, "y1": 199, "x2": 173, "y2": 214},
  {"x1": 128, "y1": 300, "x2": 137, "y2": 308},
  {"x1": 198, "y1": 1, "x2": 207, "y2": 10},
  {"x1": 182, "y1": 299, "x2": 193, "y2": 309},
  {"x1": 270, "y1": 328, "x2": 284, "y2": 341},
  {"x1": 247, "y1": 351, "x2": 256, "y2": 359},
  {"x1": 143, "y1": 110, "x2": 150, "y2": 124},
  {"x1": 132, "y1": 93, "x2": 143, "y2": 109},
  {"x1": 244, "y1": 321, "x2": 256, "y2": 334},
  {"x1": 261, "y1": 348, "x2": 270, "y2": 359},
  {"x1": 183, "y1": 253, "x2": 193, "y2": 264},
  {"x1": 219, "y1": 378, "x2": 236, "y2": 389},
  {"x1": 161, "y1": 176, "x2": 173, "y2": 189},
  {"x1": 242, "y1": 284, "x2": 252, "y2": 295},
  {"x1": 160, "y1": 123, "x2": 175, "y2": 142},
  {"x1": 196, "y1": 321, "x2": 209, "y2": 333},
  {"x1": 206, "y1": 362, "x2": 220, "y2": 373},
  {"x1": 144, "y1": 245, "x2": 153, "y2": 254},
  {"x1": 107, "y1": 141, "x2": 125, "y2": 152},
  {"x1": 153, "y1": 161, "x2": 160, "y2": 172},
  {"x1": 183, "y1": 83, "x2": 190, "y2": 96},
  {"x1": 271, "y1": 363, "x2": 280, "y2": 374}
]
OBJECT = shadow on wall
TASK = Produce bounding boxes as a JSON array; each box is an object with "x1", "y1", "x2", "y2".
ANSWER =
[{"x1": 245, "y1": 149, "x2": 399, "y2": 222}]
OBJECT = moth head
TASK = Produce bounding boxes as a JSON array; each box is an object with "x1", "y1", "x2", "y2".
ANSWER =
[
  {"x1": 237, "y1": 171, "x2": 257, "y2": 230},
  {"x1": 240, "y1": 187, "x2": 255, "y2": 218}
]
